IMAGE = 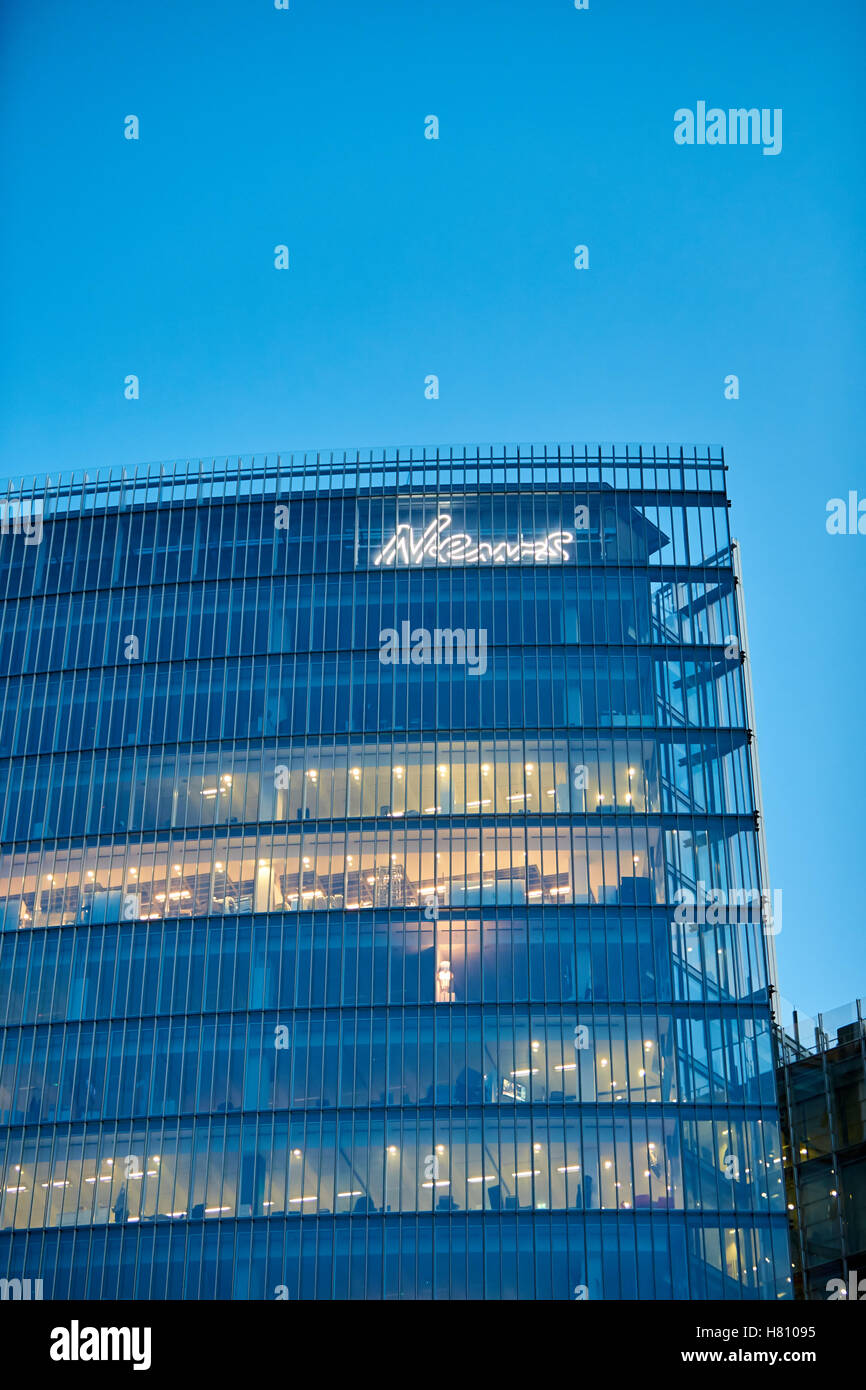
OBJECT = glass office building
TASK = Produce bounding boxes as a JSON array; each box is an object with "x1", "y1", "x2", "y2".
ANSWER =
[{"x1": 0, "y1": 445, "x2": 791, "y2": 1299}]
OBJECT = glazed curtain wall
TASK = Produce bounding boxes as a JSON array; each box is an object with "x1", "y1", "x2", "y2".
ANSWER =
[
  {"x1": 0, "y1": 817, "x2": 761, "y2": 929},
  {"x1": 0, "y1": 1107, "x2": 785, "y2": 1235},
  {"x1": 0, "y1": 573, "x2": 739, "y2": 673},
  {"x1": 0, "y1": 490, "x2": 732, "y2": 602},
  {"x1": 0, "y1": 1006, "x2": 778, "y2": 1127},
  {"x1": 0, "y1": 912, "x2": 774, "y2": 1019},
  {"x1": 0, "y1": 1211, "x2": 790, "y2": 1300},
  {"x1": 0, "y1": 732, "x2": 755, "y2": 839},
  {"x1": 0, "y1": 649, "x2": 746, "y2": 756}
]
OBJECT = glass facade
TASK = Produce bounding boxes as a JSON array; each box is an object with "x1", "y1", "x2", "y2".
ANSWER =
[{"x1": 0, "y1": 445, "x2": 791, "y2": 1298}]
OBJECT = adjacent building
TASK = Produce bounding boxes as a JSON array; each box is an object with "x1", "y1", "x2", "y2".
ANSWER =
[
  {"x1": 0, "y1": 445, "x2": 791, "y2": 1298},
  {"x1": 776, "y1": 999, "x2": 866, "y2": 1300}
]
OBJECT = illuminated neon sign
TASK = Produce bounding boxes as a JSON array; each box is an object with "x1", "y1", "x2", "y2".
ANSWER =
[{"x1": 372, "y1": 514, "x2": 575, "y2": 566}]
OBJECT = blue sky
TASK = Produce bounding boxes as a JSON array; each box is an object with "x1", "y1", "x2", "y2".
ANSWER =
[{"x1": 1, "y1": 0, "x2": 864, "y2": 1014}]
